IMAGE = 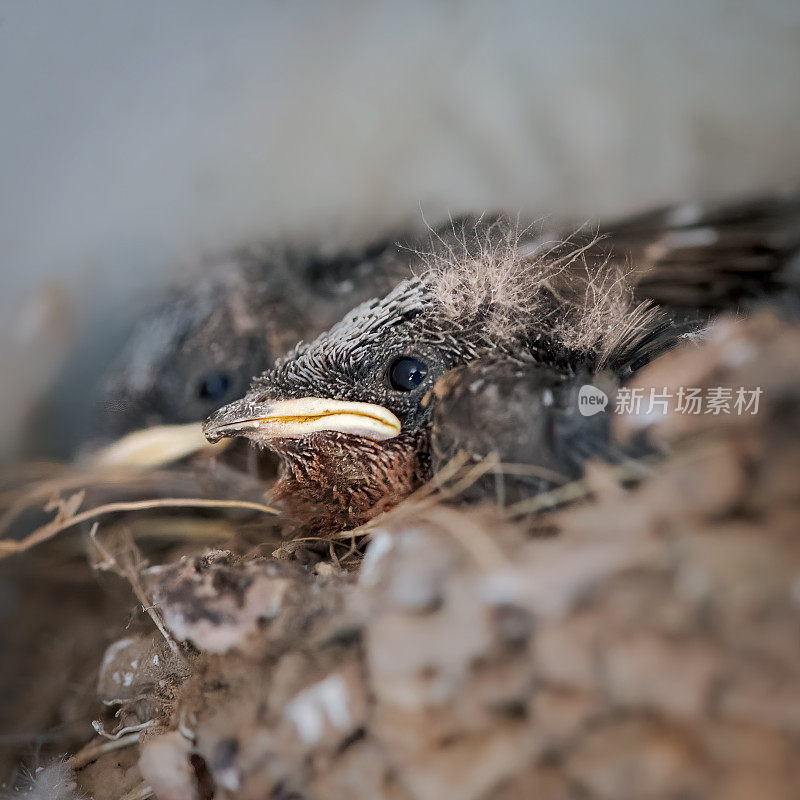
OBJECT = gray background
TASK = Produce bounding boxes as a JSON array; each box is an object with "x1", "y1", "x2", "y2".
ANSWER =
[{"x1": 1, "y1": 0, "x2": 799, "y2": 457}]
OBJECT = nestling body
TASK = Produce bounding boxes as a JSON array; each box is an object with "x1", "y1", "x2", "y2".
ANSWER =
[
  {"x1": 204, "y1": 218, "x2": 679, "y2": 533},
  {"x1": 199, "y1": 197, "x2": 800, "y2": 535}
]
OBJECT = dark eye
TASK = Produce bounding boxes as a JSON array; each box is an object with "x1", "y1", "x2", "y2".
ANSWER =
[
  {"x1": 388, "y1": 356, "x2": 428, "y2": 391},
  {"x1": 197, "y1": 372, "x2": 231, "y2": 401}
]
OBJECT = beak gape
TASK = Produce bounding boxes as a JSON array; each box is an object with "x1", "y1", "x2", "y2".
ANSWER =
[{"x1": 203, "y1": 396, "x2": 401, "y2": 443}]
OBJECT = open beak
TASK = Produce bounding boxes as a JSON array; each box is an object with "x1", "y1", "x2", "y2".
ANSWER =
[{"x1": 203, "y1": 396, "x2": 401, "y2": 443}]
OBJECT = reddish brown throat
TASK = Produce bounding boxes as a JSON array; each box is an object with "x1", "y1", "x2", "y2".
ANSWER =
[{"x1": 203, "y1": 396, "x2": 420, "y2": 535}]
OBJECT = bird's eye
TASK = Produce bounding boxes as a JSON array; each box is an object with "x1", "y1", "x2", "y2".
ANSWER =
[
  {"x1": 197, "y1": 372, "x2": 231, "y2": 401},
  {"x1": 388, "y1": 356, "x2": 428, "y2": 391}
]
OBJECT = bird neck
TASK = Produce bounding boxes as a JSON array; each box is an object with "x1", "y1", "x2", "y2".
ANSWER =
[{"x1": 268, "y1": 429, "x2": 430, "y2": 536}]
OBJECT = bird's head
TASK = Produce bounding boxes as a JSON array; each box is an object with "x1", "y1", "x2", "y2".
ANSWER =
[
  {"x1": 203, "y1": 220, "x2": 672, "y2": 534},
  {"x1": 203, "y1": 277, "x2": 483, "y2": 532},
  {"x1": 96, "y1": 241, "x2": 405, "y2": 441}
]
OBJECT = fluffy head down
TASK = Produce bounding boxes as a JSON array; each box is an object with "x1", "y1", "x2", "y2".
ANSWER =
[{"x1": 416, "y1": 216, "x2": 666, "y2": 369}]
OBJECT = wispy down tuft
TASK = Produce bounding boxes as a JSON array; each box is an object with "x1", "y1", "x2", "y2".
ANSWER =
[
  {"x1": 416, "y1": 216, "x2": 665, "y2": 367},
  {"x1": 1, "y1": 759, "x2": 84, "y2": 800}
]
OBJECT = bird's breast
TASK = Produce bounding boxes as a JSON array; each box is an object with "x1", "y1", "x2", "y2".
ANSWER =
[{"x1": 268, "y1": 429, "x2": 429, "y2": 535}]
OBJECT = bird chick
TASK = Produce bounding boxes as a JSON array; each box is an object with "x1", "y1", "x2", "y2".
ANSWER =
[
  {"x1": 204, "y1": 220, "x2": 677, "y2": 534},
  {"x1": 97, "y1": 240, "x2": 407, "y2": 439},
  {"x1": 100, "y1": 194, "x2": 800, "y2": 443}
]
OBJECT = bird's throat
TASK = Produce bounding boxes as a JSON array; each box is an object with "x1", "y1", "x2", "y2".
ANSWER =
[{"x1": 267, "y1": 430, "x2": 429, "y2": 535}]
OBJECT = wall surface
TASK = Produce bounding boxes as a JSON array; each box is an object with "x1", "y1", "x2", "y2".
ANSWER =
[{"x1": 2, "y1": 0, "x2": 800, "y2": 456}]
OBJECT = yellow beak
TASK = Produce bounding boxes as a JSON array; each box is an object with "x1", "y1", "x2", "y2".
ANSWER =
[{"x1": 203, "y1": 396, "x2": 401, "y2": 442}]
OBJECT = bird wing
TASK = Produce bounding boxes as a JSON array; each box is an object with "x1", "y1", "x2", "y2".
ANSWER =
[
  {"x1": 429, "y1": 359, "x2": 638, "y2": 507},
  {"x1": 598, "y1": 194, "x2": 800, "y2": 312}
]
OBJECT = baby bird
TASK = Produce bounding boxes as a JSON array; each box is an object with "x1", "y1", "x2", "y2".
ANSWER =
[
  {"x1": 97, "y1": 240, "x2": 407, "y2": 438},
  {"x1": 203, "y1": 219, "x2": 681, "y2": 534},
  {"x1": 100, "y1": 195, "x2": 799, "y2": 437},
  {"x1": 204, "y1": 196, "x2": 800, "y2": 535}
]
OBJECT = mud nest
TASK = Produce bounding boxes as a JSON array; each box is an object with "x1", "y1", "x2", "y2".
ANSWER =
[{"x1": 2, "y1": 312, "x2": 800, "y2": 800}]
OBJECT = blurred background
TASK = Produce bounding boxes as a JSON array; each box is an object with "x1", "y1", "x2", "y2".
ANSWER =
[{"x1": 1, "y1": 0, "x2": 799, "y2": 459}]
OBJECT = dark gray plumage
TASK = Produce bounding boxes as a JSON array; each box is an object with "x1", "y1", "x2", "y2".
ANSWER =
[
  {"x1": 96, "y1": 241, "x2": 408, "y2": 438},
  {"x1": 98, "y1": 194, "x2": 800, "y2": 438},
  {"x1": 429, "y1": 359, "x2": 622, "y2": 503},
  {"x1": 89, "y1": 194, "x2": 799, "y2": 534},
  {"x1": 203, "y1": 219, "x2": 680, "y2": 534}
]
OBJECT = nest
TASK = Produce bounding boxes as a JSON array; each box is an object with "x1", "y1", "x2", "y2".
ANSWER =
[{"x1": 2, "y1": 313, "x2": 800, "y2": 800}]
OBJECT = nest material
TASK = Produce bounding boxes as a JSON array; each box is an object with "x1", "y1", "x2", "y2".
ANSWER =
[{"x1": 2, "y1": 313, "x2": 800, "y2": 799}]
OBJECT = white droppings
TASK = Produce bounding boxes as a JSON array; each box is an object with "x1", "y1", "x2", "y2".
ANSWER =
[
  {"x1": 112, "y1": 672, "x2": 121, "y2": 684},
  {"x1": 680, "y1": 328, "x2": 708, "y2": 343},
  {"x1": 285, "y1": 674, "x2": 351, "y2": 745},
  {"x1": 123, "y1": 672, "x2": 134, "y2": 687},
  {"x1": 100, "y1": 637, "x2": 135, "y2": 672},
  {"x1": 130, "y1": 659, "x2": 138, "y2": 669},
  {"x1": 152, "y1": 653, "x2": 160, "y2": 665}
]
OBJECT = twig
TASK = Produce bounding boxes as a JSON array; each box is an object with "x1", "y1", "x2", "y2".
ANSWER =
[
  {"x1": 0, "y1": 496, "x2": 278, "y2": 559},
  {"x1": 502, "y1": 479, "x2": 594, "y2": 518},
  {"x1": 89, "y1": 525, "x2": 183, "y2": 655},
  {"x1": 70, "y1": 732, "x2": 142, "y2": 770},
  {"x1": 0, "y1": 464, "x2": 211, "y2": 536},
  {"x1": 91, "y1": 719, "x2": 156, "y2": 741},
  {"x1": 502, "y1": 453, "x2": 660, "y2": 518},
  {"x1": 435, "y1": 453, "x2": 502, "y2": 500},
  {"x1": 490, "y1": 461, "x2": 570, "y2": 483}
]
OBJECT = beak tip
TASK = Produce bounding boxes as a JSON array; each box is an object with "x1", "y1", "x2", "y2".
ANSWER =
[
  {"x1": 202, "y1": 409, "x2": 229, "y2": 443},
  {"x1": 201, "y1": 424, "x2": 220, "y2": 444},
  {"x1": 203, "y1": 428, "x2": 221, "y2": 444}
]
